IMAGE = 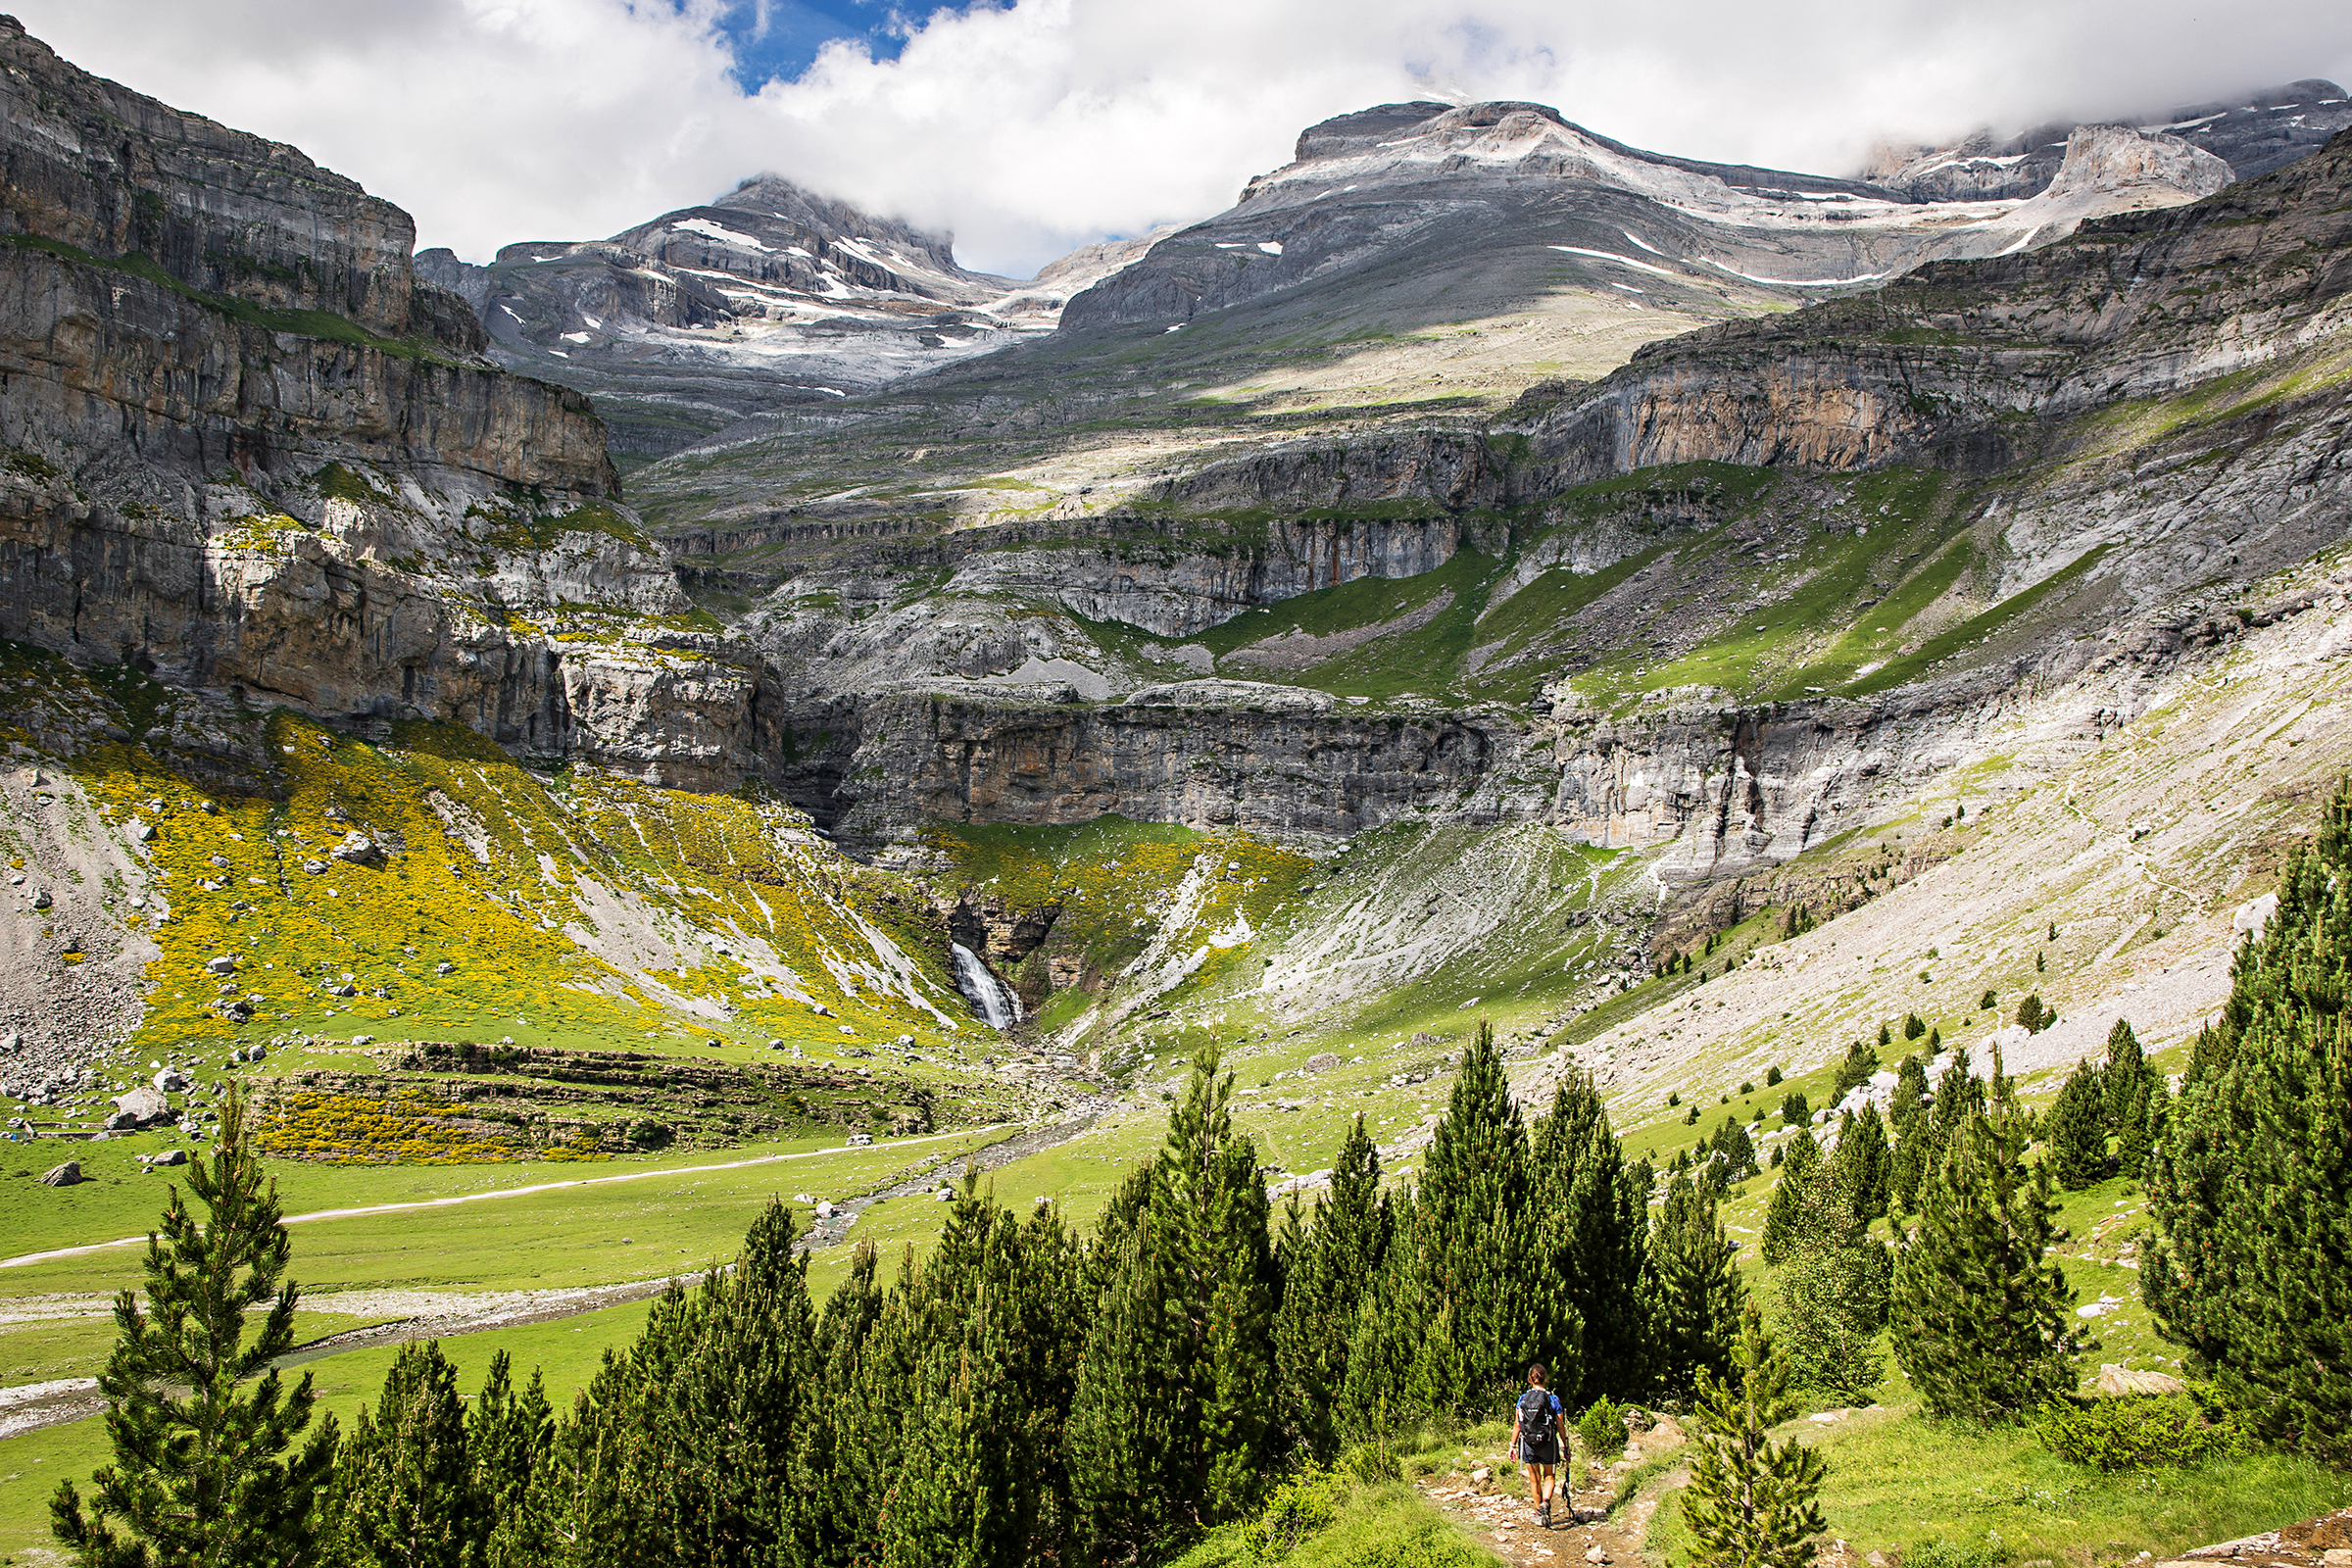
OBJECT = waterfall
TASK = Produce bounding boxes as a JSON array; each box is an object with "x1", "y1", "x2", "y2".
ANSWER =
[{"x1": 950, "y1": 942, "x2": 1022, "y2": 1031}]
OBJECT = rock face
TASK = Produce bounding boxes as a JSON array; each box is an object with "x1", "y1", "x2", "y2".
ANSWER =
[
  {"x1": 425, "y1": 177, "x2": 1162, "y2": 464},
  {"x1": 0, "y1": 19, "x2": 795, "y2": 784},
  {"x1": 1058, "y1": 97, "x2": 2254, "y2": 340},
  {"x1": 1867, "y1": 78, "x2": 2352, "y2": 202},
  {"x1": 0, "y1": 15, "x2": 447, "y2": 341},
  {"x1": 0, "y1": 17, "x2": 611, "y2": 495}
]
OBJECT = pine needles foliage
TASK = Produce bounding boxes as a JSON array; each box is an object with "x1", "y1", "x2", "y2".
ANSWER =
[
  {"x1": 1274, "y1": 1114, "x2": 1389, "y2": 1461},
  {"x1": 1681, "y1": 1304, "x2": 1828, "y2": 1568},
  {"x1": 1832, "y1": 1103, "x2": 1891, "y2": 1222},
  {"x1": 1890, "y1": 1065, "x2": 2089, "y2": 1422},
  {"x1": 51, "y1": 1086, "x2": 338, "y2": 1568},
  {"x1": 2143, "y1": 774, "x2": 2352, "y2": 1462},
  {"x1": 2044, "y1": 1060, "x2": 2110, "y2": 1191},
  {"x1": 1530, "y1": 1067, "x2": 1650, "y2": 1403},
  {"x1": 1348, "y1": 1022, "x2": 1555, "y2": 1426},
  {"x1": 1646, "y1": 1172, "x2": 1746, "y2": 1402},
  {"x1": 1760, "y1": 1129, "x2": 1819, "y2": 1268},
  {"x1": 548, "y1": 1198, "x2": 815, "y2": 1567},
  {"x1": 321, "y1": 1342, "x2": 473, "y2": 1568},
  {"x1": 1773, "y1": 1162, "x2": 1890, "y2": 1402},
  {"x1": 1069, "y1": 1045, "x2": 1279, "y2": 1560}
]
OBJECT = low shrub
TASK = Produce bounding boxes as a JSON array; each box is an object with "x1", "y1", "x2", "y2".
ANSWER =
[
  {"x1": 2034, "y1": 1393, "x2": 2248, "y2": 1471},
  {"x1": 1337, "y1": 1442, "x2": 1402, "y2": 1484},
  {"x1": 1904, "y1": 1538, "x2": 2010, "y2": 1568},
  {"x1": 1577, "y1": 1396, "x2": 1625, "y2": 1461},
  {"x1": 1244, "y1": 1465, "x2": 1345, "y2": 1560}
]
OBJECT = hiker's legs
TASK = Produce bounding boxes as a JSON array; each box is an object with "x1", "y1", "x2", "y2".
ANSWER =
[{"x1": 1524, "y1": 1462, "x2": 1544, "y2": 1503}]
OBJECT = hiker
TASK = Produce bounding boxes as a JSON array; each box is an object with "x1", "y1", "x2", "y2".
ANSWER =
[{"x1": 1510, "y1": 1360, "x2": 1565, "y2": 1528}]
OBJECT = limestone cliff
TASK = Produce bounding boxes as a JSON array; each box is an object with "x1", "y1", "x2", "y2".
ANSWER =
[{"x1": 0, "y1": 17, "x2": 765, "y2": 786}]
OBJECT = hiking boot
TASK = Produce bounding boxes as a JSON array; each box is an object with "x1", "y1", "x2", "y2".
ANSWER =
[{"x1": 1539, "y1": 1501, "x2": 1552, "y2": 1529}]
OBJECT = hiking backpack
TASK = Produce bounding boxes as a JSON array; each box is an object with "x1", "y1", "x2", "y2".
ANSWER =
[{"x1": 1518, "y1": 1387, "x2": 1554, "y2": 1444}]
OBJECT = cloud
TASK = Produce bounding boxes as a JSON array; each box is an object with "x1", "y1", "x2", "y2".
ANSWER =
[{"x1": 15, "y1": 0, "x2": 2352, "y2": 277}]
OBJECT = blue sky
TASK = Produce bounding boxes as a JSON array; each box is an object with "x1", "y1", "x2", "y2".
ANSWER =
[{"x1": 710, "y1": 0, "x2": 973, "y2": 87}]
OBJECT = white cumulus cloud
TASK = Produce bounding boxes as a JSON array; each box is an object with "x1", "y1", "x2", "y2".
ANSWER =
[{"x1": 14, "y1": 0, "x2": 2352, "y2": 277}]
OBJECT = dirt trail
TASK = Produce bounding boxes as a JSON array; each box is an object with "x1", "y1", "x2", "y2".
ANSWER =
[{"x1": 1415, "y1": 1418, "x2": 1686, "y2": 1568}]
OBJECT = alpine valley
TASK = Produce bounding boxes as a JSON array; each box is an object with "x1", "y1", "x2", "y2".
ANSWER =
[{"x1": 3, "y1": 10, "x2": 2352, "y2": 1565}]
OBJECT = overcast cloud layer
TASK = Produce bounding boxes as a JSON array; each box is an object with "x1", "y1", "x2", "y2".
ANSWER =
[{"x1": 15, "y1": 0, "x2": 2352, "y2": 278}]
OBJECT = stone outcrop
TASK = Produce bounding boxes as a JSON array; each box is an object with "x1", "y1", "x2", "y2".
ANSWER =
[
  {"x1": 0, "y1": 240, "x2": 613, "y2": 492},
  {"x1": 0, "y1": 18, "x2": 786, "y2": 784},
  {"x1": 775, "y1": 680, "x2": 2044, "y2": 899},
  {"x1": 1866, "y1": 78, "x2": 2352, "y2": 202},
  {"x1": 0, "y1": 16, "x2": 457, "y2": 342},
  {"x1": 0, "y1": 16, "x2": 613, "y2": 496}
]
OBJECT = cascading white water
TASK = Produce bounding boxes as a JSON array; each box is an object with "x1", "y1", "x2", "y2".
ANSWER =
[{"x1": 950, "y1": 942, "x2": 1022, "y2": 1030}]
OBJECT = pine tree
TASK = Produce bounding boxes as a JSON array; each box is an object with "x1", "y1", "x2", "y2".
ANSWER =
[
  {"x1": 1350, "y1": 1022, "x2": 1554, "y2": 1425},
  {"x1": 467, "y1": 1353, "x2": 552, "y2": 1568},
  {"x1": 52, "y1": 1086, "x2": 338, "y2": 1568},
  {"x1": 1832, "y1": 1038, "x2": 1880, "y2": 1102},
  {"x1": 1832, "y1": 1103, "x2": 1891, "y2": 1222},
  {"x1": 790, "y1": 1240, "x2": 885, "y2": 1567},
  {"x1": 876, "y1": 1180, "x2": 1086, "y2": 1568},
  {"x1": 2143, "y1": 776, "x2": 2352, "y2": 1461},
  {"x1": 1068, "y1": 1047, "x2": 1279, "y2": 1559},
  {"x1": 2043, "y1": 1060, "x2": 2109, "y2": 1190},
  {"x1": 1760, "y1": 1128, "x2": 1819, "y2": 1267},
  {"x1": 1646, "y1": 1172, "x2": 1746, "y2": 1401},
  {"x1": 1926, "y1": 1048, "x2": 1984, "y2": 1170},
  {"x1": 1888, "y1": 1054, "x2": 1933, "y2": 1213},
  {"x1": 1774, "y1": 1162, "x2": 1890, "y2": 1401},
  {"x1": 1681, "y1": 1304, "x2": 1828, "y2": 1568},
  {"x1": 1275, "y1": 1116, "x2": 1389, "y2": 1460},
  {"x1": 1529, "y1": 1069, "x2": 1650, "y2": 1404},
  {"x1": 548, "y1": 1199, "x2": 814, "y2": 1567},
  {"x1": 1705, "y1": 1115, "x2": 1758, "y2": 1189},
  {"x1": 322, "y1": 1342, "x2": 474, "y2": 1568},
  {"x1": 2101, "y1": 1020, "x2": 2161, "y2": 1179},
  {"x1": 1889, "y1": 1069, "x2": 2089, "y2": 1421}
]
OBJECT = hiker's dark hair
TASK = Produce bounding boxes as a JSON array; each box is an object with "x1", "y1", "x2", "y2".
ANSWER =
[{"x1": 1529, "y1": 1362, "x2": 1547, "y2": 1386}]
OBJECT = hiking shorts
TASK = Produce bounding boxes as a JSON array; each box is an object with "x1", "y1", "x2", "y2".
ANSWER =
[{"x1": 1519, "y1": 1433, "x2": 1561, "y2": 1467}]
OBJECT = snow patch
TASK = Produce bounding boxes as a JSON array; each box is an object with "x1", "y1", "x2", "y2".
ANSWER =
[
  {"x1": 673, "y1": 217, "x2": 773, "y2": 251},
  {"x1": 1549, "y1": 245, "x2": 1683, "y2": 279}
]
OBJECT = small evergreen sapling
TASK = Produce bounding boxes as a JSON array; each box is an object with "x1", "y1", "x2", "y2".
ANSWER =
[
  {"x1": 52, "y1": 1086, "x2": 338, "y2": 1568},
  {"x1": 1681, "y1": 1305, "x2": 1828, "y2": 1568}
]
